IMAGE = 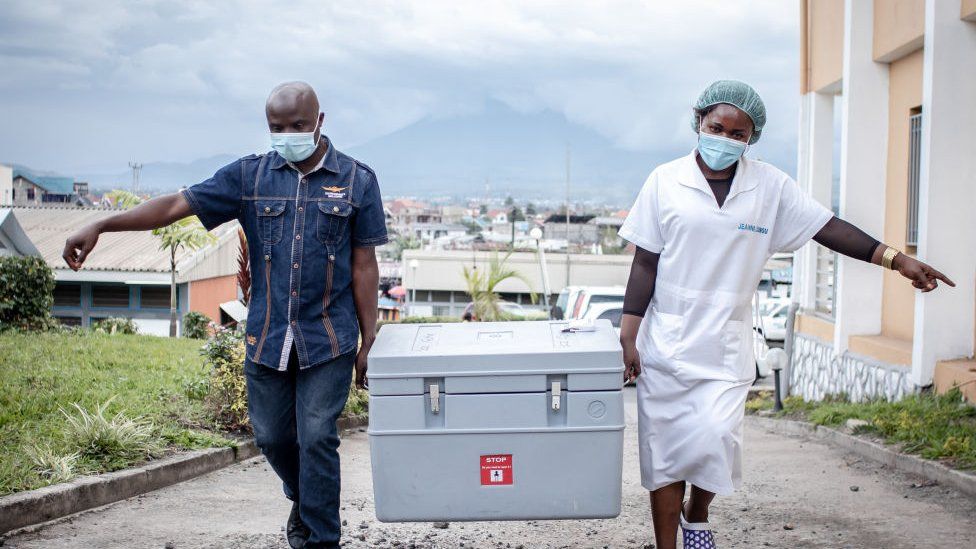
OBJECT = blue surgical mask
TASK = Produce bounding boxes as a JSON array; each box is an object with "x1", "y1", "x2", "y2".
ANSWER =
[
  {"x1": 697, "y1": 130, "x2": 747, "y2": 171},
  {"x1": 270, "y1": 122, "x2": 320, "y2": 162}
]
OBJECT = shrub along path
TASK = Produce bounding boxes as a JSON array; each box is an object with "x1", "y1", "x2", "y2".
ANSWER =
[{"x1": 0, "y1": 331, "x2": 367, "y2": 498}]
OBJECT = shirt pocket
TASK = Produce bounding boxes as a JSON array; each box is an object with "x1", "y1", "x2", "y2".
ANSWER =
[
  {"x1": 316, "y1": 201, "x2": 353, "y2": 244},
  {"x1": 255, "y1": 200, "x2": 286, "y2": 244}
]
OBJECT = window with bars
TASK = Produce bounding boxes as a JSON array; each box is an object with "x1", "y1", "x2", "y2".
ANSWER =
[
  {"x1": 140, "y1": 286, "x2": 174, "y2": 309},
  {"x1": 53, "y1": 283, "x2": 82, "y2": 307},
  {"x1": 906, "y1": 109, "x2": 922, "y2": 249},
  {"x1": 91, "y1": 285, "x2": 130, "y2": 308},
  {"x1": 814, "y1": 244, "x2": 836, "y2": 318}
]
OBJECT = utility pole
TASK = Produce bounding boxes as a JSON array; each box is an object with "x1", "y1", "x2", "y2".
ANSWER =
[
  {"x1": 128, "y1": 162, "x2": 143, "y2": 194},
  {"x1": 564, "y1": 144, "x2": 571, "y2": 287}
]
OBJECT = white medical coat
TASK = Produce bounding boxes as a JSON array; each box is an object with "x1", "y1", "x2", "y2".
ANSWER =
[{"x1": 618, "y1": 151, "x2": 831, "y2": 495}]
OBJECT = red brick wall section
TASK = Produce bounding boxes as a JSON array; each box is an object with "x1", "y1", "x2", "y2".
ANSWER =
[{"x1": 189, "y1": 275, "x2": 237, "y2": 324}]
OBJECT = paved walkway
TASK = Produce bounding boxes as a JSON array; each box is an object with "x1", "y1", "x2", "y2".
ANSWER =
[{"x1": 6, "y1": 387, "x2": 976, "y2": 548}]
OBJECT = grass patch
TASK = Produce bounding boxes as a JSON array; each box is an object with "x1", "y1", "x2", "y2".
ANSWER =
[
  {"x1": 0, "y1": 331, "x2": 233, "y2": 496},
  {"x1": 747, "y1": 390, "x2": 976, "y2": 469}
]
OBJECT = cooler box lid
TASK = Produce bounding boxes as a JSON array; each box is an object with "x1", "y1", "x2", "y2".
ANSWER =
[{"x1": 367, "y1": 320, "x2": 622, "y2": 394}]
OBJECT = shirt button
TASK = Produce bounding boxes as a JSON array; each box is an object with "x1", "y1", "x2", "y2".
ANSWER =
[
  {"x1": 332, "y1": 206, "x2": 339, "y2": 212},
  {"x1": 295, "y1": 234, "x2": 301, "y2": 240},
  {"x1": 263, "y1": 254, "x2": 270, "y2": 261},
  {"x1": 264, "y1": 206, "x2": 270, "y2": 213},
  {"x1": 291, "y1": 320, "x2": 297, "y2": 326},
  {"x1": 291, "y1": 291, "x2": 298, "y2": 297},
  {"x1": 298, "y1": 206, "x2": 304, "y2": 212},
  {"x1": 329, "y1": 254, "x2": 335, "y2": 261},
  {"x1": 301, "y1": 178, "x2": 307, "y2": 184},
  {"x1": 293, "y1": 263, "x2": 299, "y2": 269}
]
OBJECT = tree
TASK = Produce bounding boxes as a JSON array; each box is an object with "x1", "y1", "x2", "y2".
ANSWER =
[
  {"x1": 504, "y1": 196, "x2": 514, "y2": 207},
  {"x1": 108, "y1": 190, "x2": 215, "y2": 337},
  {"x1": 461, "y1": 251, "x2": 536, "y2": 321},
  {"x1": 154, "y1": 218, "x2": 215, "y2": 337}
]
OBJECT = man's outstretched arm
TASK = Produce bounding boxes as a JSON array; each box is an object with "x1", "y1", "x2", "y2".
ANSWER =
[{"x1": 62, "y1": 193, "x2": 193, "y2": 271}]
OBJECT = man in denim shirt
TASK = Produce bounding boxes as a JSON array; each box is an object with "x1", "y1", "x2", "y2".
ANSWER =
[{"x1": 63, "y1": 82, "x2": 388, "y2": 549}]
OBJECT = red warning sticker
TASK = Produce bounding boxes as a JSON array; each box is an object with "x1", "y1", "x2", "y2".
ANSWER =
[{"x1": 480, "y1": 454, "x2": 513, "y2": 486}]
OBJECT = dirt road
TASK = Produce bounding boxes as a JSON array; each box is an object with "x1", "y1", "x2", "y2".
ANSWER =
[{"x1": 6, "y1": 387, "x2": 975, "y2": 548}]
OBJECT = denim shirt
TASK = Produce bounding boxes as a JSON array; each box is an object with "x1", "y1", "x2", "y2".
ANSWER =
[{"x1": 182, "y1": 137, "x2": 388, "y2": 370}]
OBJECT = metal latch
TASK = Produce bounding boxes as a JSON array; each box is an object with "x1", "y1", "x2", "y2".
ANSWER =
[
  {"x1": 551, "y1": 381, "x2": 561, "y2": 412},
  {"x1": 429, "y1": 383, "x2": 440, "y2": 414}
]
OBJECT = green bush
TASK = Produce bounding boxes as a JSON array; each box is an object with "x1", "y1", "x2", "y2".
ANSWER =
[
  {"x1": 201, "y1": 326, "x2": 249, "y2": 431},
  {"x1": 0, "y1": 256, "x2": 56, "y2": 331},
  {"x1": 182, "y1": 311, "x2": 211, "y2": 339},
  {"x1": 94, "y1": 317, "x2": 138, "y2": 335}
]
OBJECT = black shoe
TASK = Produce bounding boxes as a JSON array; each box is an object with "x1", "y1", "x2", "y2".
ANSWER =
[{"x1": 287, "y1": 501, "x2": 310, "y2": 549}]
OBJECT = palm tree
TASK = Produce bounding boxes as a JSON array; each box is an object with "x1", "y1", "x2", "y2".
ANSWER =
[
  {"x1": 107, "y1": 190, "x2": 214, "y2": 337},
  {"x1": 153, "y1": 219, "x2": 214, "y2": 337},
  {"x1": 462, "y1": 251, "x2": 536, "y2": 321}
]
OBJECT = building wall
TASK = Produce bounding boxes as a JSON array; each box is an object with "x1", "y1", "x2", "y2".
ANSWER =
[
  {"x1": 11, "y1": 177, "x2": 44, "y2": 206},
  {"x1": 189, "y1": 274, "x2": 237, "y2": 323},
  {"x1": 52, "y1": 281, "x2": 189, "y2": 336},
  {"x1": 806, "y1": 0, "x2": 846, "y2": 92},
  {"x1": 873, "y1": 0, "x2": 925, "y2": 61},
  {"x1": 0, "y1": 165, "x2": 12, "y2": 206},
  {"x1": 881, "y1": 49, "x2": 924, "y2": 341}
]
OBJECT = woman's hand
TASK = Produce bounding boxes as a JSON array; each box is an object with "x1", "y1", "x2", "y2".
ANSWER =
[
  {"x1": 893, "y1": 254, "x2": 955, "y2": 292},
  {"x1": 621, "y1": 338, "x2": 641, "y2": 383}
]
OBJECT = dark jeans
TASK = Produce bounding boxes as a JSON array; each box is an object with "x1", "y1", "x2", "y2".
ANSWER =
[{"x1": 245, "y1": 346, "x2": 355, "y2": 548}]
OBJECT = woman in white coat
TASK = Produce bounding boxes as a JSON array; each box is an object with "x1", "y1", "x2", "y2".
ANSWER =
[{"x1": 617, "y1": 80, "x2": 953, "y2": 549}]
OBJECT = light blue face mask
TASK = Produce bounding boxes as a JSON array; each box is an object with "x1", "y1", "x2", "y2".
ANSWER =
[
  {"x1": 270, "y1": 121, "x2": 320, "y2": 162},
  {"x1": 697, "y1": 130, "x2": 748, "y2": 171}
]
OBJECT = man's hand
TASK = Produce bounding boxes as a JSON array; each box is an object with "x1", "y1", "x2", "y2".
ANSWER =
[
  {"x1": 63, "y1": 223, "x2": 101, "y2": 271},
  {"x1": 622, "y1": 338, "x2": 641, "y2": 383},
  {"x1": 894, "y1": 254, "x2": 955, "y2": 292},
  {"x1": 355, "y1": 339, "x2": 372, "y2": 389}
]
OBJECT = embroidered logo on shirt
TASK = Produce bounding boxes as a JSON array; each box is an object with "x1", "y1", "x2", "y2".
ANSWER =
[
  {"x1": 321, "y1": 185, "x2": 348, "y2": 199},
  {"x1": 738, "y1": 223, "x2": 769, "y2": 235},
  {"x1": 246, "y1": 334, "x2": 257, "y2": 345}
]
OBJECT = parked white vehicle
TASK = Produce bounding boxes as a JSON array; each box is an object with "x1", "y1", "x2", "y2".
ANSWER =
[
  {"x1": 755, "y1": 298, "x2": 790, "y2": 342},
  {"x1": 581, "y1": 302, "x2": 624, "y2": 336},
  {"x1": 553, "y1": 285, "x2": 626, "y2": 320}
]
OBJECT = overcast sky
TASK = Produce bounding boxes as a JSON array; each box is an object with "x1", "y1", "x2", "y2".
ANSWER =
[{"x1": 0, "y1": 0, "x2": 799, "y2": 176}]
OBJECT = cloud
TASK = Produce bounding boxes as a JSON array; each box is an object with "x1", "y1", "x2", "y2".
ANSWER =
[{"x1": 0, "y1": 0, "x2": 799, "y2": 177}]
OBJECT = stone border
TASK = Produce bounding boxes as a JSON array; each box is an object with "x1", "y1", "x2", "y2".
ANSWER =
[
  {"x1": 0, "y1": 416, "x2": 369, "y2": 535},
  {"x1": 748, "y1": 415, "x2": 976, "y2": 498}
]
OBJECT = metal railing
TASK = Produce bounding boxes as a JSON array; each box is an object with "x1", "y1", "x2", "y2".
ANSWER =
[{"x1": 906, "y1": 112, "x2": 922, "y2": 248}]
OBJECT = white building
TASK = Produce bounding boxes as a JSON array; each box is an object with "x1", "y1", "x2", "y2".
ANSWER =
[{"x1": 792, "y1": 0, "x2": 976, "y2": 401}]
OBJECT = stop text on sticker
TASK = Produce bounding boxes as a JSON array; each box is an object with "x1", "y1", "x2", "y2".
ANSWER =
[{"x1": 480, "y1": 454, "x2": 513, "y2": 486}]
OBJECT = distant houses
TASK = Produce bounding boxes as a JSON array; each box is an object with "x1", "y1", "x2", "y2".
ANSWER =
[
  {"x1": 2, "y1": 206, "x2": 240, "y2": 336},
  {"x1": 0, "y1": 164, "x2": 93, "y2": 207}
]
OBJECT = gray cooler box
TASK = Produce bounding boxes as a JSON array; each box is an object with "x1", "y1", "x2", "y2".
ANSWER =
[{"x1": 367, "y1": 320, "x2": 624, "y2": 522}]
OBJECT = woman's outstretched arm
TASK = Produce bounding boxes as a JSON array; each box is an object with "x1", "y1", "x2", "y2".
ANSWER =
[
  {"x1": 813, "y1": 216, "x2": 954, "y2": 292},
  {"x1": 620, "y1": 247, "x2": 661, "y2": 382}
]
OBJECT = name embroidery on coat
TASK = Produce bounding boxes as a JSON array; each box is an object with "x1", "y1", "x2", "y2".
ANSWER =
[{"x1": 737, "y1": 223, "x2": 769, "y2": 235}]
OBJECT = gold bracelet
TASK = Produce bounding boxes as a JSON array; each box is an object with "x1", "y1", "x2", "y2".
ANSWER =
[{"x1": 881, "y1": 246, "x2": 900, "y2": 270}]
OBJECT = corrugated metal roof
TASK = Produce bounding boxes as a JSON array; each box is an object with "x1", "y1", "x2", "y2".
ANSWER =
[
  {"x1": 11, "y1": 166, "x2": 75, "y2": 195},
  {"x1": 13, "y1": 206, "x2": 231, "y2": 274}
]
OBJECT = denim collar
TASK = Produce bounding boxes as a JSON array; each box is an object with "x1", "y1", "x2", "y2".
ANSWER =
[{"x1": 269, "y1": 135, "x2": 340, "y2": 174}]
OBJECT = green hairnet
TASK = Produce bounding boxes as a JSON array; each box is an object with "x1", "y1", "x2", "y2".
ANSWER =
[{"x1": 691, "y1": 80, "x2": 766, "y2": 144}]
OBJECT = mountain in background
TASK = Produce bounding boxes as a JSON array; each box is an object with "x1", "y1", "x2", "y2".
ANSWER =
[{"x1": 80, "y1": 102, "x2": 678, "y2": 205}]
